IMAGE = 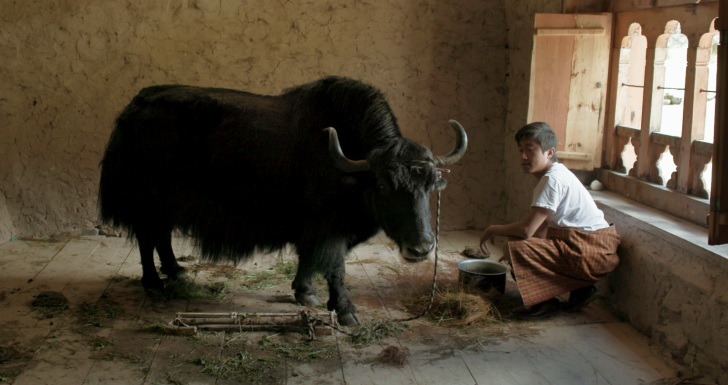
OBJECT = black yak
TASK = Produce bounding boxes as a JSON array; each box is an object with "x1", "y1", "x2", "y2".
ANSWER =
[{"x1": 98, "y1": 76, "x2": 467, "y2": 325}]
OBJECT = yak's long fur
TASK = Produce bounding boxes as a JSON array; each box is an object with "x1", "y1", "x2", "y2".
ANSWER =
[{"x1": 100, "y1": 77, "x2": 414, "y2": 259}]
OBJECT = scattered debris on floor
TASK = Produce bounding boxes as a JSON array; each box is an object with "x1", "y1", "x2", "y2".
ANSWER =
[
  {"x1": 349, "y1": 319, "x2": 405, "y2": 348},
  {"x1": 163, "y1": 278, "x2": 229, "y2": 300},
  {"x1": 77, "y1": 298, "x2": 125, "y2": 327}
]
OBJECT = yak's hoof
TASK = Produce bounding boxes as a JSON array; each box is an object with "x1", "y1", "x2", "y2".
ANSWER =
[
  {"x1": 161, "y1": 265, "x2": 187, "y2": 280},
  {"x1": 141, "y1": 275, "x2": 165, "y2": 293},
  {"x1": 295, "y1": 292, "x2": 322, "y2": 307},
  {"x1": 337, "y1": 312, "x2": 361, "y2": 326}
]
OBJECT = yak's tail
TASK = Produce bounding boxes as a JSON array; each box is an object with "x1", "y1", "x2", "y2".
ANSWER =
[
  {"x1": 98, "y1": 106, "x2": 140, "y2": 239},
  {"x1": 98, "y1": 128, "x2": 128, "y2": 234}
]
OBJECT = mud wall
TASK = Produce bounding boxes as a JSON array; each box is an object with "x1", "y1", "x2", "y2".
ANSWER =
[
  {"x1": 0, "y1": 0, "x2": 510, "y2": 240},
  {"x1": 502, "y1": 0, "x2": 564, "y2": 223},
  {"x1": 599, "y1": 197, "x2": 728, "y2": 384}
]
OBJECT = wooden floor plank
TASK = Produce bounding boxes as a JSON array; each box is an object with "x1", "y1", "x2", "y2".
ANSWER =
[
  {"x1": 0, "y1": 239, "x2": 66, "y2": 291},
  {"x1": 407, "y1": 349, "x2": 477, "y2": 385},
  {"x1": 460, "y1": 339, "x2": 554, "y2": 385},
  {"x1": 143, "y1": 331, "x2": 227, "y2": 385},
  {"x1": 11, "y1": 329, "x2": 97, "y2": 385},
  {"x1": 28, "y1": 237, "x2": 104, "y2": 293},
  {"x1": 62, "y1": 237, "x2": 135, "y2": 307},
  {"x1": 83, "y1": 359, "x2": 147, "y2": 385},
  {"x1": 0, "y1": 239, "x2": 67, "y2": 315},
  {"x1": 556, "y1": 323, "x2": 676, "y2": 384},
  {"x1": 338, "y1": 342, "x2": 419, "y2": 385}
]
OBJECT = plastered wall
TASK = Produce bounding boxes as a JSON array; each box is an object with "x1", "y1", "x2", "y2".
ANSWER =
[
  {"x1": 0, "y1": 0, "x2": 512, "y2": 240},
  {"x1": 599, "y1": 199, "x2": 728, "y2": 384}
]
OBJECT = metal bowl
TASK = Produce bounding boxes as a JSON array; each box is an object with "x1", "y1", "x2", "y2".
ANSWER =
[{"x1": 457, "y1": 259, "x2": 508, "y2": 294}]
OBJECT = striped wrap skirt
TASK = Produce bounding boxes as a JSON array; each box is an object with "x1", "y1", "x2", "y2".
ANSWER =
[{"x1": 507, "y1": 225, "x2": 621, "y2": 308}]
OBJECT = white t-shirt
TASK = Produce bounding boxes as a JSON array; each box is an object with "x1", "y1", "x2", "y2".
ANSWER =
[{"x1": 531, "y1": 162, "x2": 609, "y2": 231}]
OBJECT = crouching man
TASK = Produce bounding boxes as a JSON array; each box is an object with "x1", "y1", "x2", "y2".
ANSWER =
[{"x1": 480, "y1": 122, "x2": 621, "y2": 319}]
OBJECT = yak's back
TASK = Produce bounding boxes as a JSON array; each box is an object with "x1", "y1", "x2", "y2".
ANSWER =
[
  {"x1": 98, "y1": 77, "x2": 398, "y2": 259},
  {"x1": 98, "y1": 85, "x2": 294, "y2": 238}
]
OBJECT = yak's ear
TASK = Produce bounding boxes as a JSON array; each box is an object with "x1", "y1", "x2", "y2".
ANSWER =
[{"x1": 341, "y1": 175, "x2": 360, "y2": 186}]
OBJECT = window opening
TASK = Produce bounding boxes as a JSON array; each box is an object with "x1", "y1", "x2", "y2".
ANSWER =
[
  {"x1": 615, "y1": 23, "x2": 646, "y2": 175},
  {"x1": 656, "y1": 21, "x2": 688, "y2": 137},
  {"x1": 621, "y1": 139, "x2": 637, "y2": 175},
  {"x1": 654, "y1": 20, "x2": 688, "y2": 186}
]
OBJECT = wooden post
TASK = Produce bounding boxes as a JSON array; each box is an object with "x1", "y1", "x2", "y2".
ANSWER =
[
  {"x1": 676, "y1": 41, "x2": 699, "y2": 193},
  {"x1": 685, "y1": 29, "x2": 717, "y2": 197},
  {"x1": 709, "y1": 3, "x2": 728, "y2": 244},
  {"x1": 636, "y1": 43, "x2": 660, "y2": 180}
]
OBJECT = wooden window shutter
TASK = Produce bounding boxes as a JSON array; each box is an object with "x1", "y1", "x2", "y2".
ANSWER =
[{"x1": 528, "y1": 13, "x2": 613, "y2": 171}]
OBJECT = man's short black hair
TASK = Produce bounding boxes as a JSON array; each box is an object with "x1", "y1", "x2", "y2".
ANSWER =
[{"x1": 515, "y1": 122, "x2": 559, "y2": 162}]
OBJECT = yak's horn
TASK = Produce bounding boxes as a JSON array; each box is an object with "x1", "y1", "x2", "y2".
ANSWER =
[
  {"x1": 326, "y1": 127, "x2": 371, "y2": 173},
  {"x1": 434, "y1": 120, "x2": 468, "y2": 166}
]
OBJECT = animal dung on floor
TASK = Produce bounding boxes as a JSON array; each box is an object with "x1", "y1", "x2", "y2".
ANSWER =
[
  {"x1": 167, "y1": 310, "x2": 335, "y2": 340},
  {"x1": 461, "y1": 247, "x2": 490, "y2": 259},
  {"x1": 31, "y1": 291, "x2": 68, "y2": 309},
  {"x1": 374, "y1": 345, "x2": 408, "y2": 367},
  {"x1": 0, "y1": 346, "x2": 18, "y2": 364}
]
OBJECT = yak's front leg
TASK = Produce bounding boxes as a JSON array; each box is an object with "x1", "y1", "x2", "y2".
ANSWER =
[
  {"x1": 292, "y1": 252, "x2": 322, "y2": 308},
  {"x1": 323, "y1": 250, "x2": 360, "y2": 326},
  {"x1": 292, "y1": 239, "x2": 359, "y2": 326}
]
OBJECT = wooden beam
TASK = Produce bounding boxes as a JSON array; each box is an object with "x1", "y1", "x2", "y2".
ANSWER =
[
  {"x1": 535, "y1": 28, "x2": 606, "y2": 36},
  {"x1": 557, "y1": 151, "x2": 592, "y2": 160},
  {"x1": 616, "y1": 125, "x2": 641, "y2": 138}
]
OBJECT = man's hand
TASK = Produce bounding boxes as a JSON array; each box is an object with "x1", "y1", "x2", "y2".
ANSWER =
[
  {"x1": 498, "y1": 253, "x2": 511, "y2": 264},
  {"x1": 479, "y1": 228, "x2": 493, "y2": 256}
]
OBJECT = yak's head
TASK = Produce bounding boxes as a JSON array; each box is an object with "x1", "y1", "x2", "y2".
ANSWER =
[{"x1": 326, "y1": 120, "x2": 467, "y2": 262}]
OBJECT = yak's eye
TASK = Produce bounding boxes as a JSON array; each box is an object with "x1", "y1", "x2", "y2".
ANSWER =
[{"x1": 377, "y1": 183, "x2": 391, "y2": 194}]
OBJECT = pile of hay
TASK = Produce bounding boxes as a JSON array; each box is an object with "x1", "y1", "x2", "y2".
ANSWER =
[
  {"x1": 396, "y1": 263, "x2": 510, "y2": 327},
  {"x1": 403, "y1": 288, "x2": 503, "y2": 326}
]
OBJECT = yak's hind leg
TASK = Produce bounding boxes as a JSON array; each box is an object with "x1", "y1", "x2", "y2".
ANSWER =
[
  {"x1": 136, "y1": 226, "x2": 185, "y2": 292},
  {"x1": 136, "y1": 230, "x2": 164, "y2": 292},
  {"x1": 293, "y1": 239, "x2": 359, "y2": 326},
  {"x1": 156, "y1": 230, "x2": 186, "y2": 280}
]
